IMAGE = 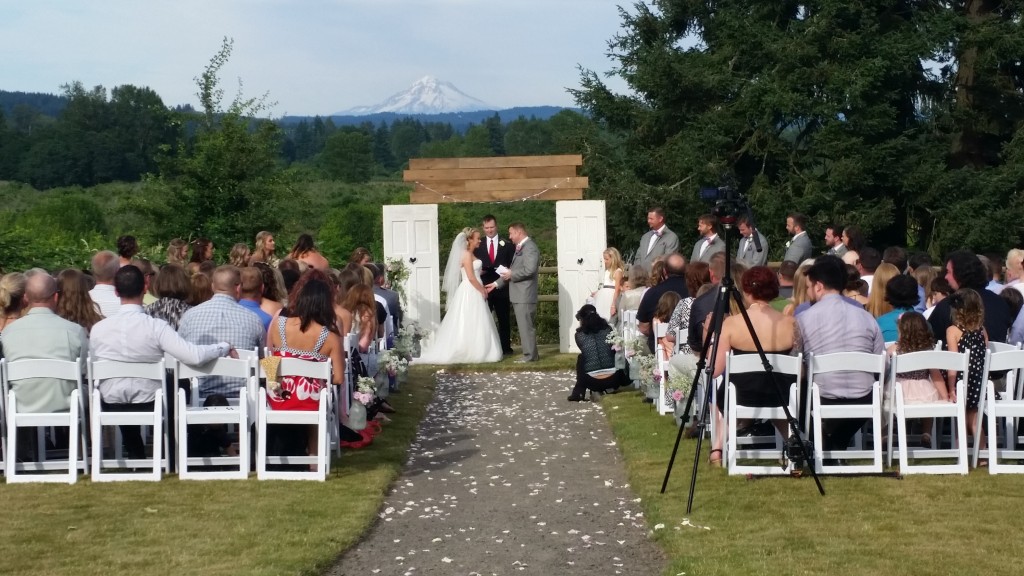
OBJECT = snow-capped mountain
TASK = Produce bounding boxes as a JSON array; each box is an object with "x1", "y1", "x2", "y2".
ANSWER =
[{"x1": 339, "y1": 76, "x2": 492, "y2": 115}]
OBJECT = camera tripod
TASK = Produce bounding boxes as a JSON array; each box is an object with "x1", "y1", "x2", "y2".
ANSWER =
[{"x1": 659, "y1": 219, "x2": 825, "y2": 513}]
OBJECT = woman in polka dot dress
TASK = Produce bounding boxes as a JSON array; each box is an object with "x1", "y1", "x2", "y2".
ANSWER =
[{"x1": 945, "y1": 288, "x2": 988, "y2": 454}]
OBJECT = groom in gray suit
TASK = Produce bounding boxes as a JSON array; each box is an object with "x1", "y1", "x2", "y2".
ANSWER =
[{"x1": 490, "y1": 222, "x2": 540, "y2": 362}]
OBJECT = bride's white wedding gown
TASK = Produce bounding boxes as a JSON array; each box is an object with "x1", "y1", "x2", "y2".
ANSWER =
[{"x1": 416, "y1": 259, "x2": 503, "y2": 364}]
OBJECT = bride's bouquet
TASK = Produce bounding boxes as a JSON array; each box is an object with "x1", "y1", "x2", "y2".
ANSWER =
[{"x1": 354, "y1": 376, "x2": 377, "y2": 405}]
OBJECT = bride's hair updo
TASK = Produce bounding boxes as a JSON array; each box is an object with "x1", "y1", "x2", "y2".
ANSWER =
[{"x1": 461, "y1": 227, "x2": 479, "y2": 241}]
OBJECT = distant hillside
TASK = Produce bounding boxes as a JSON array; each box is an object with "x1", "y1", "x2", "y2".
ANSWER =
[
  {"x1": 280, "y1": 106, "x2": 577, "y2": 132},
  {"x1": 0, "y1": 90, "x2": 68, "y2": 118}
]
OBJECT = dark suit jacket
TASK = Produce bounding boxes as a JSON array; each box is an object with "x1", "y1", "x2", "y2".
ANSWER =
[{"x1": 475, "y1": 235, "x2": 515, "y2": 287}]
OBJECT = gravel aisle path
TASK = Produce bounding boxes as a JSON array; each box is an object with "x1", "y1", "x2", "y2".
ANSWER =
[{"x1": 326, "y1": 370, "x2": 664, "y2": 576}]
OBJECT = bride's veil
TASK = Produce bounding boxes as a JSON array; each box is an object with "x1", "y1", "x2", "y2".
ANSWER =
[{"x1": 442, "y1": 232, "x2": 468, "y2": 294}]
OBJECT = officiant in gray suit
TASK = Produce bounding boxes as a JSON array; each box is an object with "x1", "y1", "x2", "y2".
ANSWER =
[
  {"x1": 491, "y1": 222, "x2": 540, "y2": 362},
  {"x1": 633, "y1": 207, "x2": 679, "y2": 271}
]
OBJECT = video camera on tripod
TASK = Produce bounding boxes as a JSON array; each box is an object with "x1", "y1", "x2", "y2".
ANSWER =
[{"x1": 699, "y1": 181, "x2": 749, "y2": 226}]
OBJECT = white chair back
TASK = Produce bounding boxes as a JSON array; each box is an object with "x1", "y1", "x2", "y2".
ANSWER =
[
  {"x1": 978, "y1": 348, "x2": 1024, "y2": 472},
  {"x1": 887, "y1": 350, "x2": 970, "y2": 474},
  {"x1": 88, "y1": 358, "x2": 169, "y2": 482},
  {"x1": 807, "y1": 352, "x2": 887, "y2": 474},
  {"x1": 1, "y1": 357, "x2": 87, "y2": 483},
  {"x1": 723, "y1": 352, "x2": 802, "y2": 475},
  {"x1": 255, "y1": 357, "x2": 332, "y2": 481}
]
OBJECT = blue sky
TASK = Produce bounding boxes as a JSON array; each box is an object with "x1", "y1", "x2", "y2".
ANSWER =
[{"x1": 0, "y1": 0, "x2": 632, "y2": 116}]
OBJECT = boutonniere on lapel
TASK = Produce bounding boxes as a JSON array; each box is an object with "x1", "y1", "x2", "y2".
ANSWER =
[
  {"x1": 515, "y1": 245, "x2": 523, "y2": 255},
  {"x1": 785, "y1": 240, "x2": 792, "y2": 248},
  {"x1": 499, "y1": 240, "x2": 506, "y2": 247}
]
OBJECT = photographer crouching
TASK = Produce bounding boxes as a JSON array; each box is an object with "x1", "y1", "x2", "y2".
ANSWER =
[{"x1": 569, "y1": 304, "x2": 630, "y2": 402}]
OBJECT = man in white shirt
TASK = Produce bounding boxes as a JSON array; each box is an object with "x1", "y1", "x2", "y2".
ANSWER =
[
  {"x1": 690, "y1": 214, "x2": 724, "y2": 264},
  {"x1": 88, "y1": 250, "x2": 121, "y2": 318},
  {"x1": 90, "y1": 265, "x2": 234, "y2": 459}
]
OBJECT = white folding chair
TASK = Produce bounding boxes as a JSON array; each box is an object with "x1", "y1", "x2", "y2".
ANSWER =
[
  {"x1": 724, "y1": 352, "x2": 802, "y2": 475},
  {"x1": 88, "y1": 358, "x2": 169, "y2": 482},
  {"x1": 256, "y1": 357, "x2": 331, "y2": 481},
  {"x1": 807, "y1": 352, "x2": 887, "y2": 474},
  {"x1": 653, "y1": 320, "x2": 673, "y2": 415},
  {"x1": 887, "y1": 350, "x2": 970, "y2": 474},
  {"x1": 979, "y1": 347, "x2": 1024, "y2": 472},
  {"x1": 1, "y1": 358, "x2": 88, "y2": 483},
  {"x1": 176, "y1": 356, "x2": 255, "y2": 480}
]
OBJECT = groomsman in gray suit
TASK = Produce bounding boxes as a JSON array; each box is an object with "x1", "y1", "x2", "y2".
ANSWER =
[
  {"x1": 736, "y1": 215, "x2": 769, "y2": 267},
  {"x1": 689, "y1": 214, "x2": 725, "y2": 264},
  {"x1": 492, "y1": 222, "x2": 540, "y2": 362},
  {"x1": 633, "y1": 207, "x2": 680, "y2": 271},
  {"x1": 783, "y1": 212, "x2": 813, "y2": 264}
]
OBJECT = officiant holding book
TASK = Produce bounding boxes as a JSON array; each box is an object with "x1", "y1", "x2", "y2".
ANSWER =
[{"x1": 475, "y1": 214, "x2": 515, "y2": 356}]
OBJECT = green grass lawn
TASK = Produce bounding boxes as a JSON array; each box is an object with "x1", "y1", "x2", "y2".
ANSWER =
[
  {"x1": 0, "y1": 347, "x2": 577, "y2": 576},
  {"x1": 0, "y1": 370, "x2": 436, "y2": 576},
  {"x1": 602, "y1": 388, "x2": 1024, "y2": 576}
]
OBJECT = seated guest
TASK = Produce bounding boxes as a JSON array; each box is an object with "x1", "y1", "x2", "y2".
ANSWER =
[
  {"x1": 857, "y1": 247, "x2": 882, "y2": 294},
  {"x1": 653, "y1": 291, "x2": 682, "y2": 357},
  {"x1": 709, "y1": 266, "x2": 797, "y2": 466},
  {"x1": 841, "y1": 225, "x2": 865, "y2": 266},
  {"x1": 866, "y1": 263, "x2": 901, "y2": 318},
  {"x1": 88, "y1": 250, "x2": 122, "y2": 318},
  {"x1": 843, "y1": 264, "x2": 870, "y2": 307},
  {"x1": 666, "y1": 262, "x2": 710, "y2": 355},
  {"x1": 178, "y1": 266, "x2": 266, "y2": 400},
  {"x1": 144, "y1": 264, "x2": 192, "y2": 330},
  {"x1": 1004, "y1": 248, "x2": 1024, "y2": 295},
  {"x1": 568, "y1": 305, "x2": 629, "y2": 402},
  {"x1": 887, "y1": 311, "x2": 946, "y2": 445},
  {"x1": 980, "y1": 254, "x2": 1004, "y2": 293},
  {"x1": 239, "y1": 267, "x2": 273, "y2": 331},
  {"x1": 131, "y1": 258, "x2": 158, "y2": 305},
  {"x1": 253, "y1": 262, "x2": 285, "y2": 317},
  {"x1": 229, "y1": 243, "x2": 251, "y2": 268},
  {"x1": 928, "y1": 250, "x2": 1010, "y2": 347},
  {"x1": 776, "y1": 260, "x2": 798, "y2": 302},
  {"x1": 0, "y1": 271, "x2": 28, "y2": 335},
  {"x1": 278, "y1": 259, "x2": 302, "y2": 294},
  {"x1": 90, "y1": 265, "x2": 233, "y2": 459},
  {"x1": 794, "y1": 256, "x2": 885, "y2": 453},
  {"x1": 923, "y1": 277, "x2": 952, "y2": 319},
  {"x1": 56, "y1": 268, "x2": 103, "y2": 334},
  {"x1": 876, "y1": 275, "x2": 920, "y2": 342},
  {"x1": 0, "y1": 269, "x2": 88, "y2": 414},
  {"x1": 371, "y1": 263, "x2": 402, "y2": 339},
  {"x1": 117, "y1": 235, "x2": 139, "y2": 267},
  {"x1": 187, "y1": 272, "x2": 213, "y2": 306},
  {"x1": 782, "y1": 262, "x2": 812, "y2": 316},
  {"x1": 267, "y1": 275, "x2": 346, "y2": 458},
  {"x1": 636, "y1": 253, "x2": 689, "y2": 354},
  {"x1": 616, "y1": 264, "x2": 649, "y2": 326},
  {"x1": 343, "y1": 283, "x2": 378, "y2": 354},
  {"x1": 289, "y1": 234, "x2": 331, "y2": 271}
]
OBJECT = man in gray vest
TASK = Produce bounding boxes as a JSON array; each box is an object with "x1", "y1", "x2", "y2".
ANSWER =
[{"x1": 633, "y1": 207, "x2": 680, "y2": 272}]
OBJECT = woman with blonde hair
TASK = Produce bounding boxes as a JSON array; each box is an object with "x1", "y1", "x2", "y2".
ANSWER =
[
  {"x1": 56, "y1": 268, "x2": 103, "y2": 333},
  {"x1": 166, "y1": 238, "x2": 188, "y2": 266},
  {"x1": 783, "y1": 263, "x2": 813, "y2": 316},
  {"x1": 592, "y1": 247, "x2": 625, "y2": 321},
  {"x1": 0, "y1": 272, "x2": 27, "y2": 333},
  {"x1": 250, "y1": 231, "x2": 279, "y2": 267},
  {"x1": 648, "y1": 259, "x2": 666, "y2": 288},
  {"x1": 229, "y1": 243, "x2": 251, "y2": 268},
  {"x1": 866, "y1": 263, "x2": 900, "y2": 318}
]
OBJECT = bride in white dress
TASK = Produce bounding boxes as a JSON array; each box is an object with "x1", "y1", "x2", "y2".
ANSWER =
[{"x1": 416, "y1": 227, "x2": 503, "y2": 364}]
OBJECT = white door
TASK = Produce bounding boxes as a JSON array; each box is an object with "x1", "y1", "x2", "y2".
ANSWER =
[
  {"x1": 556, "y1": 200, "x2": 607, "y2": 353},
  {"x1": 383, "y1": 204, "x2": 440, "y2": 340}
]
